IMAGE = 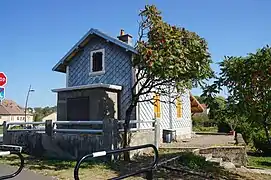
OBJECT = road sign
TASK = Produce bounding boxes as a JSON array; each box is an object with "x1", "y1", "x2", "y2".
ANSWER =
[
  {"x1": 0, "y1": 72, "x2": 7, "y2": 86},
  {"x1": 0, "y1": 87, "x2": 5, "y2": 100}
]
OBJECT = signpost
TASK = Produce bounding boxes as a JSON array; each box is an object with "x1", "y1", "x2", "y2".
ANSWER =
[
  {"x1": 0, "y1": 87, "x2": 4, "y2": 101},
  {"x1": 0, "y1": 72, "x2": 7, "y2": 103},
  {"x1": 0, "y1": 72, "x2": 7, "y2": 87}
]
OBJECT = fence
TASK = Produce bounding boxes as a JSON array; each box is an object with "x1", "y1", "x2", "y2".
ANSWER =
[{"x1": 2, "y1": 119, "x2": 160, "y2": 160}]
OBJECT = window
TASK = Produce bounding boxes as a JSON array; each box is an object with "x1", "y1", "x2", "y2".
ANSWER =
[
  {"x1": 90, "y1": 49, "x2": 105, "y2": 75},
  {"x1": 177, "y1": 96, "x2": 183, "y2": 118},
  {"x1": 154, "y1": 94, "x2": 161, "y2": 118}
]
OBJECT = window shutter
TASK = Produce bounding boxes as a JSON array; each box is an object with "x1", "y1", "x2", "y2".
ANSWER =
[
  {"x1": 92, "y1": 52, "x2": 103, "y2": 72},
  {"x1": 154, "y1": 94, "x2": 161, "y2": 118},
  {"x1": 177, "y1": 96, "x2": 182, "y2": 118}
]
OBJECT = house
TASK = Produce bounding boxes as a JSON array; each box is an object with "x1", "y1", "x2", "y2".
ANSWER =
[
  {"x1": 51, "y1": 28, "x2": 203, "y2": 139},
  {"x1": 0, "y1": 99, "x2": 33, "y2": 125},
  {"x1": 42, "y1": 112, "x2": 57, "y2": 122}
]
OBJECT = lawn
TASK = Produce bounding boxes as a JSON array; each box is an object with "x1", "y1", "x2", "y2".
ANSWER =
[
  {"x1": 1, "y1": 151, "x2": 271, "y2": 180},
  {"x1": 248, "y1": 152, "x2": 271, "y2": 169},
  {"x1": 192, "y1": 126, "x2": 218, "y2": 133}
]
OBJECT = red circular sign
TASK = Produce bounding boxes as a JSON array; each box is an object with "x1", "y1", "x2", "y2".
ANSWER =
[{"x1": 0, "y1": 72, "x2": 7, "y2": 86}]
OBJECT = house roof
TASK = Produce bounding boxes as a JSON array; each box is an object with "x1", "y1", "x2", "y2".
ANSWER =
[
  {"x1": 0, "y1": 99, "x2": 29, "y2": 115},
  {"x1": 52, "y1": 28, "x2": 138, "y2": 73},
  {"x1": 190, "y1": 93, "x2": 204, "y2": 114}
]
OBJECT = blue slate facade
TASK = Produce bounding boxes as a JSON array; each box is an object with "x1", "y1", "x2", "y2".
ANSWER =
[{"x1": 67, "y1": 36, "x2": 134, "y2": 119}]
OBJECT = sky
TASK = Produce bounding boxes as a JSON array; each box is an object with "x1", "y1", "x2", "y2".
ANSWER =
[{"x1": 1, "y1": 0, "x2": 271, "y2": 108}]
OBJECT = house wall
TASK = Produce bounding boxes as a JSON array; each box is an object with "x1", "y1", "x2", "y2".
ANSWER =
[
  {"x1": 67, "y1": 36, "x2": 134, "y2": 120},
  {"x1": 0, "y1": 115, "x2": 33, "y2": 125},
  {"x1": 138, "y1": 89, "x2": 192, "y2": 139},
  {"x1": 42, "y1": 112, "x2": 57, "y2": 122}
]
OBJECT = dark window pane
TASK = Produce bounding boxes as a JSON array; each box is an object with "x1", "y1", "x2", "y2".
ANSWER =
[{"x1": 92, "y1": 52, "x2": 103, "y2": 72}]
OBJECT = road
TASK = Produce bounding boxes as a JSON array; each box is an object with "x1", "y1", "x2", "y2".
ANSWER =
[{"x1": 0, "y1": 164, "x2": 55, "y2": 180}]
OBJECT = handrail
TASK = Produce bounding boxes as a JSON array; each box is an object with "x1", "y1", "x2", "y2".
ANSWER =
[
  {"x1": 0, "y1": 145, "x2": 24, "y2": 180},
  {"x1": 74, "y1": 144, "x2": 158, "y2": 180}
]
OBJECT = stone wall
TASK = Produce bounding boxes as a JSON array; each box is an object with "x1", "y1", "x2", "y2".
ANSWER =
[{"x1": 199, "y1": 146, "x2": 247, "y2": 166}]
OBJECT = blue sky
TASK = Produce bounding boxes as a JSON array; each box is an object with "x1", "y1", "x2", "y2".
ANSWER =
[{"x1": 1, "y1": 0, "x2": 271, "y2": 108}]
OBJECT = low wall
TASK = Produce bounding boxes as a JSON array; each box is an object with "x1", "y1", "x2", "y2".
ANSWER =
[
  {"x1": 3, "y1": 119, "x2": 157, "y2": 160},
  {"x1": 199, "y1": 146, "x2": 247, "y2": 166},
  {"x1": 4, "y1": 131, "x2": 104, "y2": 160},
  {"x1": 129, "y1": 130, "x2": 155, "y2": 157}
]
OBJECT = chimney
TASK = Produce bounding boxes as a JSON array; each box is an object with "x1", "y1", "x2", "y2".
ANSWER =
[{"x1": 117, "y1": 29, "x2": 133, "y2": 46}]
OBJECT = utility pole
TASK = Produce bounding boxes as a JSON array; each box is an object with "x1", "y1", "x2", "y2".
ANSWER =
[{"x1": 24, "y1": 84, "x2": 35, "y2": 122}]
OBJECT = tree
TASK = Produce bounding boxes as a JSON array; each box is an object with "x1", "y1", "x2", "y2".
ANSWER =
[
  {"x1": 123, "y1": 4, "x2": 213, "y2": 160},
  {"x1": 203, "y1": 45, "x2": 271, "y2": 144},
  {"x1": 193, "y1": 95, "x2": 205, "y2": 104}
]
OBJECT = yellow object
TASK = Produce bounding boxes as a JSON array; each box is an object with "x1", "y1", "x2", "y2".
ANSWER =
[
  {"x1": 154, "y1": 94, "x2": 161, "y2": 118},
  {"x1": 177, "y1": 96, "x2": 182, "y2": 118}
]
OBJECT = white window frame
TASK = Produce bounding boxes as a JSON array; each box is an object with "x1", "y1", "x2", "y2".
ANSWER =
[{"x1": 89, "y1": 48, "x2": 105, "y2": 76}]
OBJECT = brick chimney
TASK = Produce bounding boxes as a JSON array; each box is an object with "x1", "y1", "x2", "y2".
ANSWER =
[{"x1": 117, "y1": 29, "x2": 133, "y2": 46}]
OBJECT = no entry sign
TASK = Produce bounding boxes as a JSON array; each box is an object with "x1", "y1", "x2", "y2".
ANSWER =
[{"x1": 0, "y1": 72, "x2": 7, "y2": 86}]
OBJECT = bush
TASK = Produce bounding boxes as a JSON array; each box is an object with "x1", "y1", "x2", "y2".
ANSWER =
[
  {"x1": 236, "y1": 122, "x2": 254, "y2": 145},
  {"x1": 192, "y1": 114, "x2": 215, "y2": 127},
  {"x1": 217, "y1": 121, "x2": 231, "y2": 133},
  {"x1": 252, "y1": 130, "x2": 271, "y2": 155}
]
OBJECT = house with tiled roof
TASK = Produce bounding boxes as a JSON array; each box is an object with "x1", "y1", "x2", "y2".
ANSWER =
[{"x1": 0, "y1": 99, "x2": 33, "y2": 125}]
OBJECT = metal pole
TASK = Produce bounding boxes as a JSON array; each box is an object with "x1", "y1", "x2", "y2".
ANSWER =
[{"x1": 24, "y1": 85, "x2": 31, "y2": 123}]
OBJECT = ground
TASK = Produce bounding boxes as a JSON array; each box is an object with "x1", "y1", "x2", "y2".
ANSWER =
[
  {"x1": 161, "y1": 134, "x2": 235, "y2": 148},
  {"x1": 1, "y1": 151, "x2": 271, "y2": 180}
]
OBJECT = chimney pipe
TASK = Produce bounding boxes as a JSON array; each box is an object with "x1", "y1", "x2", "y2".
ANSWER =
[{"x1": 120, "y1": 29, "x2": 125, "y2": 36}]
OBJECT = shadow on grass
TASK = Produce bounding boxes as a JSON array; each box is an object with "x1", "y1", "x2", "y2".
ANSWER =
[{"x1": 0, "y1": 151, "x2": 245, "y2": 179}]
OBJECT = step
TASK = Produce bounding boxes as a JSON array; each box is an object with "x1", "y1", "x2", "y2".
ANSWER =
[
  {"x1": 199, "y1": 153, "x2": 212, "y2": 161},
  {"x1": 207, "y1": 157, "x2": 223, "y2": 166}
]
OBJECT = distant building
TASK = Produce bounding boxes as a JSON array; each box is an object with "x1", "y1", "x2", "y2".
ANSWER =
[
  {"x1": 42, "y1": 112, "x2": 57, "y2": 122},
  {"x1": 0, "y1": 99, "x2": 33, "y2": 125}
]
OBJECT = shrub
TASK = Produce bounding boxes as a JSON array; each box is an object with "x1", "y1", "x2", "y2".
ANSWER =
[
  {"x1": 252, "y1": 130, "x2": 271, "y2": 155},
  {"x1": 217, "y1": 121, "x2": 231, "y2": 133}
]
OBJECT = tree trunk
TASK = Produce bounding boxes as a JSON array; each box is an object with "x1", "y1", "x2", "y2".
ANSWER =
[
  {"x1": 263, "y1": 120, "x2": 271, "y2": 145},
  {"x1": 123, "y1": 105, "x2": 134, "y2": 161}
]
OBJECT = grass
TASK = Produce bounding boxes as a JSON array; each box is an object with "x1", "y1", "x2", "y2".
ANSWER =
[
  {"x1": 1, "y1": 151, "x2": 271, "y2": 180},
  {"x1": 192, "y1": 126, "x2": 218, "y2": 132},
  {"x1": 248, "y1": 152, "x2": 271, "y2": 169}
]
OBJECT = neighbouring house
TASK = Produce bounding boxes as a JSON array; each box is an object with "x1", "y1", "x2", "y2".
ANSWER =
[
  {"x1": 52, "y1": 28, "x2": 203, "y2": 139},
  {"x1": 0, "y1": 99, "x2": 34, "y2": 125},
  {"x1": 42, "y1": 112, "x2": 57, "y2": 122}
]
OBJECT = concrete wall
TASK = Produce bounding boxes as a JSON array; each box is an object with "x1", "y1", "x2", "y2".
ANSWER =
[
  {"x1": 3, "y1": 119, "x2": 156, "y2": 160},
  {"x1": 57, "y1": 88, "x2": 118, "y2": 121},
  {"x1": 199, "y1": 146, "x2": 247, "y2": 166}
]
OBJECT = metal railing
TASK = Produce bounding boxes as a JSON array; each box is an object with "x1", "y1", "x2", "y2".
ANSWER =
[
  {"x1": 0, "y1": 145, "x2": 24, "y2": 180},
  {"x1": 53, "y1": 121, "x2": 103, "y2": 134},
  {"x1": 6, "y1": 122, "x2": 45, "y2": 132},
  {"x1": 74, "y1": 144, "x2": 159, "y2": 180}
]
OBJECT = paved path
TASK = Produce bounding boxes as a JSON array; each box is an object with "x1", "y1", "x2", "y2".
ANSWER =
[
  {"x1": 0, "y1": 164, "x2": 55, "y2": 180},
  {"x1": 161, "y1": 134, "x2": 235, "y2": 148}
]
